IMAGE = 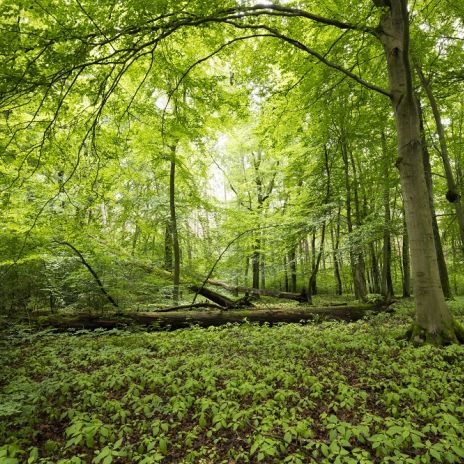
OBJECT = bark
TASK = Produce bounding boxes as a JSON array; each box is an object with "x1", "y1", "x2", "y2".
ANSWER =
[
  {"x1": 260, "y1": 237, "x2": 266, "y2": 289},
  {"x1": 310, "y1": 230, "x2": 317, "y2": 295},
  {"x1": 307, "y1": 145, "x2": 330, "y2": 303},
  {"x1": 369, "y1": 242, "x2": 382, "y2": 294},
  {"x1": 36, "y1": 303, "x2": 395, "y2": 332},
  {"x1": 418, "y1": 99, "x2": 452, "y2": 299},
  {"x1": 341, "y1": 137, "x2": 368, "y2": 301},
  {"x1": 331, "y1": 210, "x2": 343, "y2": 295},
  {"x1": 416, "y1": 64, "x2": 464, "y2": 250},
  {"x1": 207, "y1": 279, "x2": 307, "y2": 302},
  {"x1": 154, "y1": 302, "x2": 224, "y2": 312},
  {"x1": 401, "y1": 212, "x2": 411, "y2": 297},
  {"x1": 250, "y1": 150, "x2": 275, "y2": 290},
  {"x1": 244, "y1": 255, "x2": 250, "y2": 288},
  {"x1": 169, "y1": 146, "x2": 181, "y2": 305},
  {"x1": 283, "y1": 255, "x2": 289, "y2": 292},
  {"x1": 302, "y1": 238, "x2": 310, "y2": 278},
  {"x1": 307, "y1": 224, "x2": 326, "y2": 304},
  {"x1": 251, "y1": 241, "x2": 260, "y2": 290},
  {"x1": 376, "y1": 0, "x2": 455, "y2": 342},
  {"x1": 288, "y1": 248, "x2": 297, "y2": 293},
  {"x1": 189, "y1": 285, "x2": 253, "y2": 309}
]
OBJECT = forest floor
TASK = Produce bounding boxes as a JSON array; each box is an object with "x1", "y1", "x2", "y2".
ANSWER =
[{"x1": 1, "y1": 298, "x2": 464, "y2": 463}]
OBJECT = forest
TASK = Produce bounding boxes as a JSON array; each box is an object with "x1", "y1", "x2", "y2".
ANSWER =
[{"x1": 1, "y1": 0, "x2": 464, "y2": 463}]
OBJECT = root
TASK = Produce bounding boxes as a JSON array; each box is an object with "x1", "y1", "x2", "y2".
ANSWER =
[{"x1": 402, "y1": 319, "x2": 464, "y2": 346}]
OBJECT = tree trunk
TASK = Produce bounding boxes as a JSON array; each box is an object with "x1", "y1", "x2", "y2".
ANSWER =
[
  {"x1": 376, "y1": 0, "x2": 458, "y2": 343},
  {"x1": 369, "y1": 242, "x2": 382, "y2": 294},
  {"x1": 164, "y1": 222, "x2": 173, "y2": 271},
  {"x1": 341, "y1": 138, "x2": 368, "y2": 301},
  {"x1": 416, "y1": 64, "x2": 464, "y2": 251},
  {"x1": 402, "y1": 212, "x2": 411, "y2": 298},
  {"x1": 244, "y1": 255, "x2": 250, "y2": 288},
  {"x1": 310, "y1": 230, "x2": 317, "y2": 295},
  {"x1": 169, "y1": 146, "x2": 180, "y2": 305},
  {"x1": 260, "y1": 237, "x2": 266, "y2": 289},
  {"x1": 252, "y1": 239, "x2": 260, "y2": 290},
  {"x1": 39, "y1": 302, "x2": 394, "y2": 332},
  {"x1": 307, "y1": 223, "x2": 326, "y2": 304},
  {"x1": 418, "y1": 99, "x2": 452, "y2": 299},
  {"x1": 283, "y1": 255, "x2": 289, "y2": 292},
  {"x1": 190, "y1": 285, "x2": 252, "y2": 309},
  {"x1": 288, "y1": 248, "x2": 297, "y2": 293},
  {"x1": 331, "y1": 211, "x2": 343, "y2": 295}
]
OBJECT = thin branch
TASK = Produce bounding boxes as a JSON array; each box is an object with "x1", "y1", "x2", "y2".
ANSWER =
[
  {"x1": 54, "y1": 240, "x2": 119, "y2": 308},
  {"x1": 223, "y1": 21, "x2": 391, "y2": 98},
  {"x1": 217, "y1": 4, "x2": 376, "y2": 34}
]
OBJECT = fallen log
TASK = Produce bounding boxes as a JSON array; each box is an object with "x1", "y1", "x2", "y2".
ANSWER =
[
  {"x1": 35, "y1": 302, "x2": 393, "y2": 331},
  {"x1": 151, "y1": 302, "x2": 224, "y2": 312},
  {"x1": 189, "y1": 285, "x2": 254, "y2": 309},
  {"x1": 207, "y1": 279, "x2": 307, "y2": 302}
]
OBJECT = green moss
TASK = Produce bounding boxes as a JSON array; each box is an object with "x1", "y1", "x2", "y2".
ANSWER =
[{"x1": 408, "y1": 321, "x2": 462, "y2": 346}]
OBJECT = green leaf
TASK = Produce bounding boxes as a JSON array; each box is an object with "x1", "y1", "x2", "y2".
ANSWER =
[
  {"x1": 451, "y1": 446, "x2": 464, "y2": 459},
  {"x1": 284, "y1": 431, "x2": 292, "y2": 444},
  {"x1": 158, "y1": 437, "x2": 168, "y2": 454}
]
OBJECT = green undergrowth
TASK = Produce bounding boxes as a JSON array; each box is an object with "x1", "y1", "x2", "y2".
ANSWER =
[{"x1": 1, "y1": 300, "x2": 464, "y2": 463}]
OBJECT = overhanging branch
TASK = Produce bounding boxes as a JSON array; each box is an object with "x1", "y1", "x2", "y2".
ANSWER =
[{"x1": 222, "y1": 22, "x2": 391, "y2": 98}]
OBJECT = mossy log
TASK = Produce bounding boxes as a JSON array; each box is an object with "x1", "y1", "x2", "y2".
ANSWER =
[
  {"x1": 402, "y1": 319, "x2": 464, "y2": 345},
  {"x1": 35, "y1": 303, "x2": 392, "y2": 331}
]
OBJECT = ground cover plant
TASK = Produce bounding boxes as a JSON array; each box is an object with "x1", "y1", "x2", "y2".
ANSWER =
[{"x1": 1, "y1": 300, "x2": 464, "y2": 463}]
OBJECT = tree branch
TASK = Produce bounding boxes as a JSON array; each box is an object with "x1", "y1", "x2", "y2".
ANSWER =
[
  {"x1": 223, "y1": 22, "x2": 391, "y2": 98},
  {"x1": 54, "y1": 240, "x2": 119, "y2": 308},
  {"x1": 217, "y1": 4, "x2": 376, "y2": 34}
]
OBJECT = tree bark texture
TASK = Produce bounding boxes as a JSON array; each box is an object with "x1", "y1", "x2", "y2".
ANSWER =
[
  {"x1": 341, "y1": 138, "x2": 368, "y2": 301},
  {"x1": 37, "y1": 303, "x2": 394, "y2": 332},
  {"x1": 370, "y1": 242, "x2": 382, "y2": 294},
  {"x1": 402, "y1": 212, "x2": 411, "y2": 297},
  {"x1": 307, "y1": 224, "x2": 326, "y2": 304},
  {"x1": 189, "y1": 285, "x2": 253, "y2": 309},
  {"x1": 418, "y1": 99, "x2": 452, "y2": 299},
  {"x1": 288, "y1": 248, "x2": 297, "y2": 293},
  {"x1": 377, "y1": 0, "x2": 455, "y2": 341},
  {"x1": 331, "y1": 211, "x2": 343, "y2": 295},
  {"x1": 164, "y1": 222, "x2": 173, "y2": 271}
]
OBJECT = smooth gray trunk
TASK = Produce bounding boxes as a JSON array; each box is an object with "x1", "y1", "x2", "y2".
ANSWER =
[{"x1": 377, "y1": 0, "x2": 453, "y2": 338}]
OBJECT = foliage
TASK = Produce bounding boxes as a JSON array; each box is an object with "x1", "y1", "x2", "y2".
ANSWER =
[
  {"x1": 1, "y1": 0, "x2": 464, "y2": 313},
  {"x1": 1, "y1": 300, "x2": 464, "y2": 463}
]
